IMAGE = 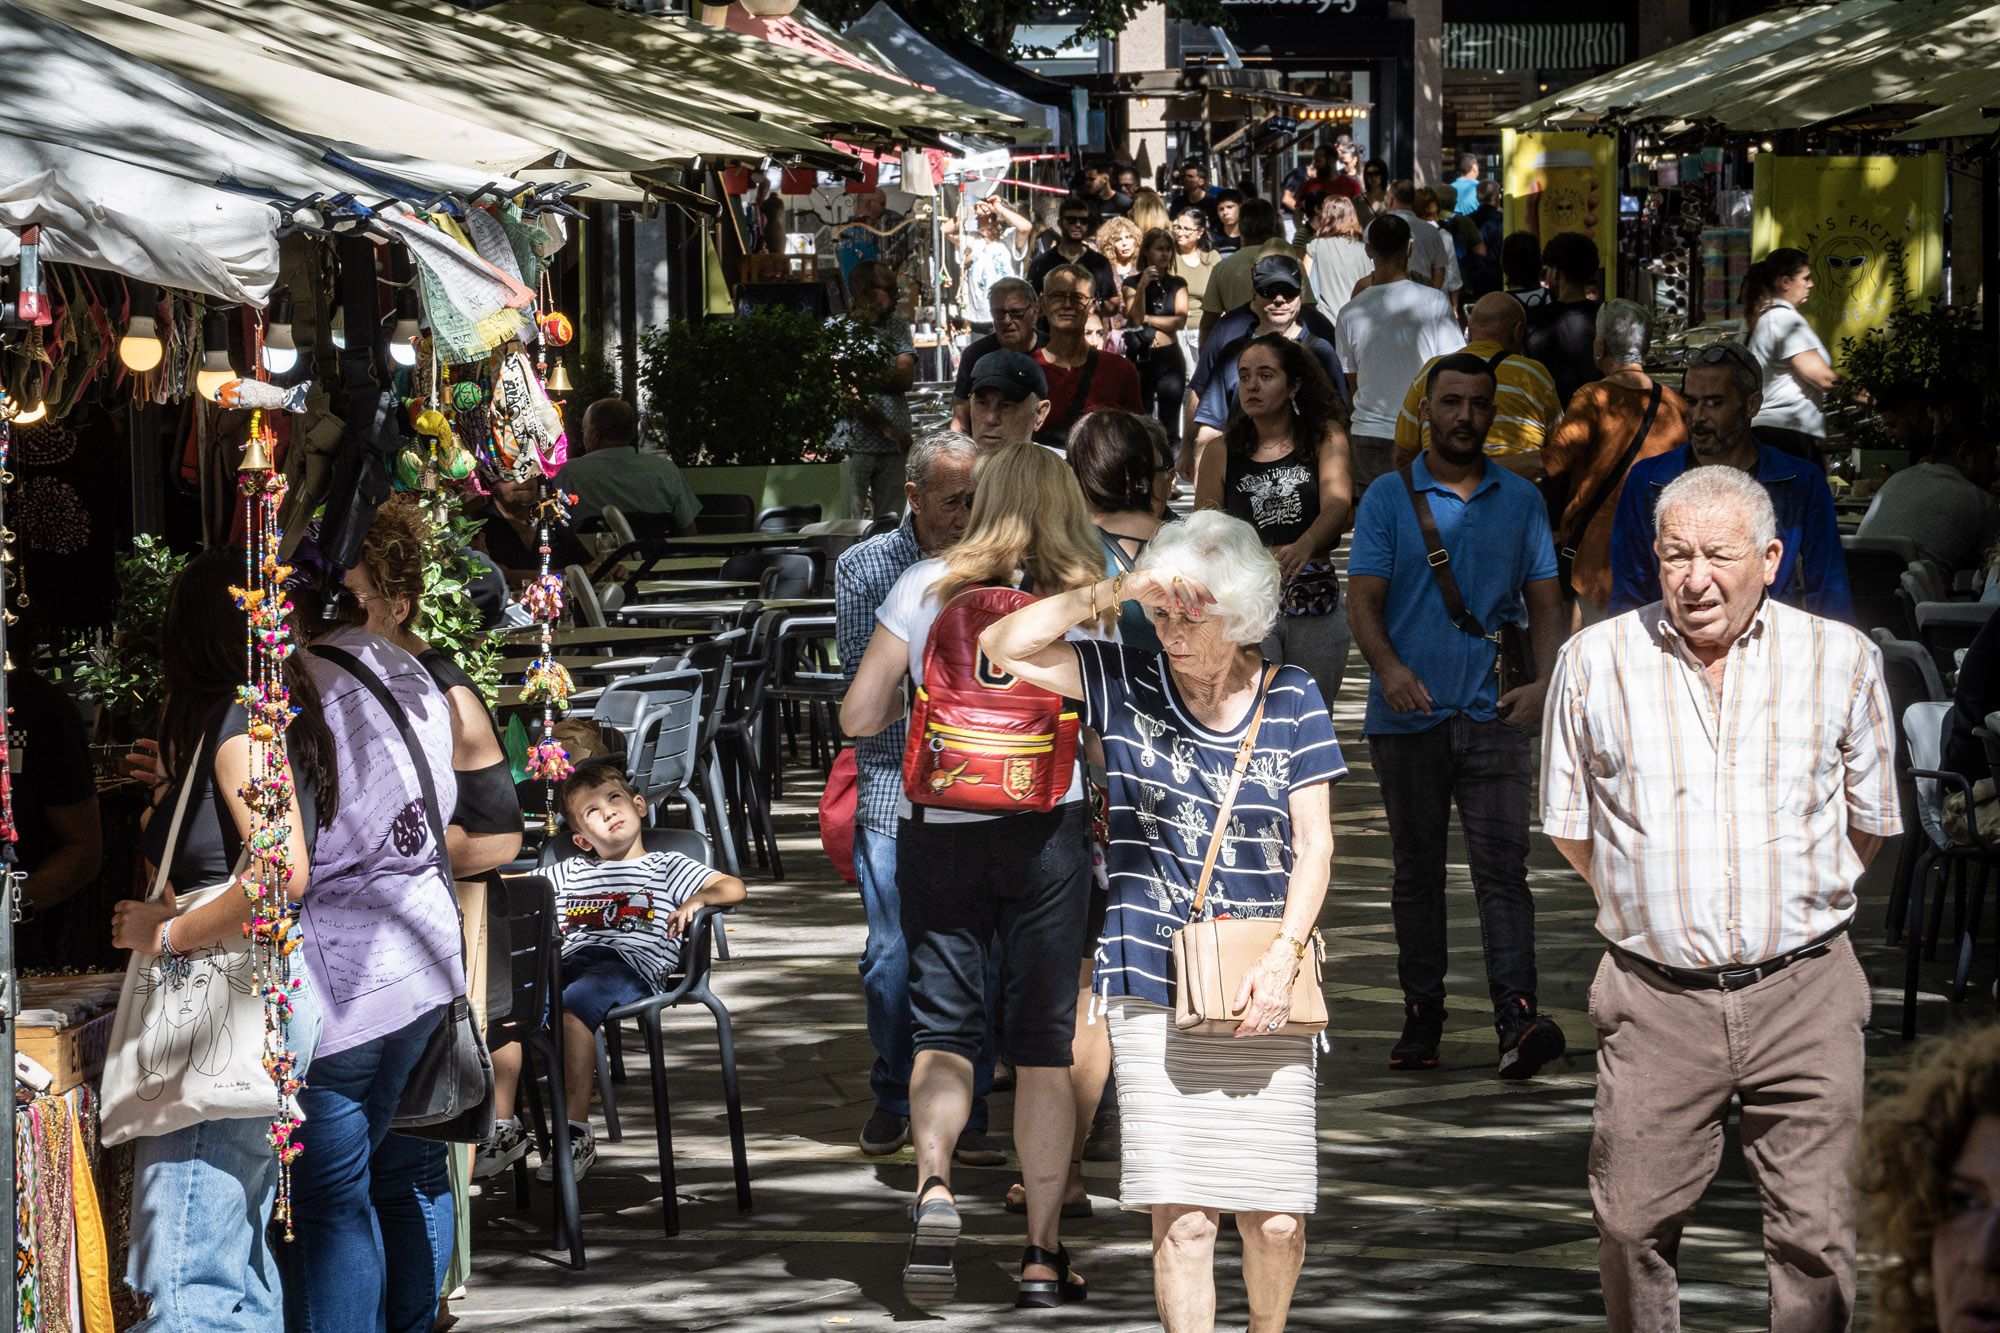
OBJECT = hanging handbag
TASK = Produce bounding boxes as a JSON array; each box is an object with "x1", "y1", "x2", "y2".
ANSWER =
[
  {"x1": 1169, "y1": 666, "x2": 1329, "y2": 1037},
  {"x1": 312, "y1": 646, "x2": 495, "y2": 1143},
  {"x1": 1399, "y1": 465, "x2": 1537, "y2": 697},
  {"x1": 101, "y1": 728, "x2": 287, "y2": 1147}
]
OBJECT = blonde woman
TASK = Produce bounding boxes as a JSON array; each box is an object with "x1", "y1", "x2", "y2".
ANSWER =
[
  {"x1": 840, "y1": 443, "x2": 1110, "y2": 1310},
  {"x1": 1129, "y1": 188, "x2": 1170, "y2": 236},
  {"x1": 1097, "y1": 215, "x2": 1143, "y2": 287},
  {"x1": 1304, "y1": 195, "x2": 1371, "y2": 318}
]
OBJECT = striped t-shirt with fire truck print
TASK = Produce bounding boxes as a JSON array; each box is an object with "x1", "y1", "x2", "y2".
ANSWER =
[{"x1": 548, "y1": 851, "x2": 715, "y2": 989}]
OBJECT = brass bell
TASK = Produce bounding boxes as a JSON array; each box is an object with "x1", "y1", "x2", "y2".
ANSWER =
[
  {"x1": 545, "y1": 359, "x2": 574, "y2": 393},
  {"x1": 3, "y1": 653, "x2": 13, "y2": 672},
  {"x1": 239, "y1": 432, "x2": 274, "y2": 473},
  {"x1": 2, "y1": 611, "x2": 16, "y2": 627},
  {"x1": 1, "y1": 547, "x2": 14, "y2": 566}
]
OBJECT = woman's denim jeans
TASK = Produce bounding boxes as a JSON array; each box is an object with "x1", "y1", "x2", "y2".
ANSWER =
[
  {"x1": 127, "y1": 973, "x2": 324, "y2": 1332},
  {"x1": 280, "y1": 1005, "x2": 450, "y2": 1333}
]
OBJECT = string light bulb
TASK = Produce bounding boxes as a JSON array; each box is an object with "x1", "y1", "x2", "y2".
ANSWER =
[
  {"x1": 196, "y1": 310, "x2": 236, "y2": 401},
  {"x1": 388, "y1": 288, "x2": 421, "y2": 368},
  {"x1": 12, "y1": 399, "x2": 45, "y2": 426},
  {"x1": 119, "y1": 313, "x2": 164, "y2": 373},
  {"x1": 261, "y1": 289, "x2": 299, "y2": 374}
]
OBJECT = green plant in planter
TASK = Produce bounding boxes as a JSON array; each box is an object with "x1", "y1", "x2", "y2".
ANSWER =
[
  {"x1": 406, "y1": 489, "x2": 502, "y2": 707},
  {"x1": 62, "y1": 535, "x2": 187, "y2": 738},
  {"x1": 637, "y1": 309, "x2": 893, "y2": 467},
  {"x1": 1830, "y1": 299, "x2": 1990, "y2": 452}
]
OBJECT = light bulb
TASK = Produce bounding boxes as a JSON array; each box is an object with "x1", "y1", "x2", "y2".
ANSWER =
[
  {"x1": 196, "y1": 348, "x2": 235, "y2": 401},
  {"x1": 262, "y1": 345, "x2": 300, "y2": 373},
  {"x1": 13, "y1": 399, "x2": 45, "y2": 425},
  {"x1": 119, "y1": 315, "x2": 164, "y2": 372},
  {"x1": 388, "y1": 340, "x2": 418, "y2": 368},
  {"x1": 262, "y1": 303, "x2": 298, "y2": 374},
  {"x1": 330, "y1": 309, "x2": 346, "y2": 350}
]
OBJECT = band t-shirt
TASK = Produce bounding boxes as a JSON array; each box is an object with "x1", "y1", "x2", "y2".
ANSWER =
[{"x1": 1074, "y1": 642, "x2": 1344, "y2": 1007}]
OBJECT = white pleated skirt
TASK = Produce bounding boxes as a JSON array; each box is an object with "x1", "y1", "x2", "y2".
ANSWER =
[{"x1": 1104, "y1": 997, "x2": 1319, "y2": 1215}]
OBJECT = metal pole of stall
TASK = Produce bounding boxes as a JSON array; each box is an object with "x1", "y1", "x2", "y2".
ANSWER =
[{"x1": 932, "y1": 205, "x2": 947, "y2": 383}]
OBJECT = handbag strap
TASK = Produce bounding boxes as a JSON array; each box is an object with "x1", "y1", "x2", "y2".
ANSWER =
[
  {"x1": 1399, "y1": 464, "x2": 1488, "y2": 639},
  {"x1": 147, "y1": 732, "x2": 208, "y2": 903},
  {"x1": 1188, "y1": 665, "x2": 1282, "y2": 921},
  {"x1": 1040, "y1": 350, "x2": 1100, "y2": 445},
  {"x1": 1559, "y1": 382, "x2": 1663, "y2": 554},
  {"x1": 310, "y1": 645, "x2": 454, "y2": 888}
]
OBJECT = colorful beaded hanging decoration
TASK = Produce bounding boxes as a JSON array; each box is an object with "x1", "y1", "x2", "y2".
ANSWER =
[
  {"x1": 518, "y1": 286, "x2": 573, "y2": 830},
  {"x1": 0, "y1": 395, "x2": 22, "y2": 906},
  {"x1": 229, "y1": 320, "x2": 308, "y2": 1236}
]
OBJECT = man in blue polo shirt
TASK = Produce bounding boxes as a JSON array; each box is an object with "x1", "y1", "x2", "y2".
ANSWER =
[
  {"x1": 1348, "y1": 351, "x2": 1570, "y2": 1080},
  {"x1": 1607, "y1": 340, "x2": 1853, "y2": 619}
]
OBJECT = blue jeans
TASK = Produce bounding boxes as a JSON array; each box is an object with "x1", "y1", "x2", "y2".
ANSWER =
[
  {"x1": 854, "y1": 825, "x2": 995, "y2": 1126},
  {"x1": 281, "y1": 1006, "x2": 451, "y2": 1333},
  {"x1": 128, "y1": 974, "x2": 323, "y2": 1333},
  {"x1": 1370, "y1": 716, "x2": 1539, "y2": 1023}
]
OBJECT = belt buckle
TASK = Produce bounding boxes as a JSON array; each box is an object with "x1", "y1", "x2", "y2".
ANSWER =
[
  {"x1": 1715, "y1": 964, "x2": 1765, "y2": 991},
  {"x1": 1427, "y1": 549, "x2": 1450, "y2": 568}
]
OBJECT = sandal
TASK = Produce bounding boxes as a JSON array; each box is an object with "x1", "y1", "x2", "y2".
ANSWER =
[
  {"x1": 903, "y1": 1176, "x2": 960, "y2": 1307},
  {"x1": 1015, "y1": 1243, "x2": 1089, "y2": 1309},
  {"x1": 1003, "y1": 1181, "x2": 1093, "y2": 1218}
]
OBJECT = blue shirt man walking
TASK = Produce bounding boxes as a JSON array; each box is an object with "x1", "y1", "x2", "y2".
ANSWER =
[{"x1": 1346, "y1": 350, "x2": 1570, "y2": 1081}]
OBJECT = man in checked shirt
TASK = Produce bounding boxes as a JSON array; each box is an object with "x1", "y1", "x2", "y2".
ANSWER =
[{"x1": 1540, "y1": 464, "x2": 1900, "y2": 1332}]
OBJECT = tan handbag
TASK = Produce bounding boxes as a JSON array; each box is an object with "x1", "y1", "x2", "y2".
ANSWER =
[{"x1": 1169, "y1": 666, "x2": 1329, "y2": 1037}]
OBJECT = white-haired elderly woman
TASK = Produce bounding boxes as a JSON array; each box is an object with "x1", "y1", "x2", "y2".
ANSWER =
[{"x1": 981, "y1": 508, "x2": 1344, "y2": 1333}]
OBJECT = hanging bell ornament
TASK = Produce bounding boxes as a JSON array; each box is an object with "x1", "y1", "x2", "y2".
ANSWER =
[
  {"x1": 449, "y1": 381, "x2": 485, "y2": 413},
  {"x1": 546, "y1": 359, "x2": 574, "y2": 393},
  {"x1": 1, "y1": 547, "x2": 14, "y2": 566},
  {"x1": 2, "y1": 611, "x2": 15, "y2": 628},
  {"x1": 538, "y1": 312, "x2": 574, "y2": 348},
  {"x1": 2, "y1": 653, "x2": 12, "y2": 672},
  {"x1": 239, "y1": 433, "x2": 274, "y2": 473}
]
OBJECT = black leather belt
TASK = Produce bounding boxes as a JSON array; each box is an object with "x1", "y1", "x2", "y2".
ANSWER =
[{"x1": 1614, "y1": 924, "x2": 1848, "y2": 993}]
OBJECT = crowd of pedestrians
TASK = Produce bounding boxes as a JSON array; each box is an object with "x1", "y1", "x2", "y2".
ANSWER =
[{"x1": 828, "y1": 153, "x2": 1996, "y2": 1330}]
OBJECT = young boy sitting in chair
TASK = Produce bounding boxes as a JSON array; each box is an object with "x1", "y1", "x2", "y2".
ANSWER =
[{"x1": 480, "y1": 761, "x2": 747, "y2": 1181}]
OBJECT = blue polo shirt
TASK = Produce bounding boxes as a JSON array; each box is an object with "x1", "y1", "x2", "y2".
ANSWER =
[
  {"x1": 1605, "y1": 443, "x2": 1853, "y2": 621},
  {"x1": 1348, "y1": 454, "x2": 1558, "y2": 735}
]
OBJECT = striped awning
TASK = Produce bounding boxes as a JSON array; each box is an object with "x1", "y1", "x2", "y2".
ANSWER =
[{"x1": 1443, "y1": 22, "x2": 1626, "y2": 72}]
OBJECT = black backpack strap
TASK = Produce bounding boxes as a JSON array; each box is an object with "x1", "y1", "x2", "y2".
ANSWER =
[
  {"x1": 1038, "y1": 351, "x2": 1100, "y2": 448},
  {"x1": 310, "y1": 645, "x2": 452, "y2": 876},
  {"x1": 1559, "y1": 382, "x2": 1664, "y2": 556},
  {"x1": 1484, "y1": 346, "x2": 1511, "y2": 374},
  {"x1": 1399, "y1": 465, "x2": 1488, "y2": 639}
]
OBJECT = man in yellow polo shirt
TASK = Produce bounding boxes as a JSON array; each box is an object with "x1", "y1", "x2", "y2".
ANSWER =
[{"x1": 1394, "y1": 292, "x2": 1562, "y2": 477}]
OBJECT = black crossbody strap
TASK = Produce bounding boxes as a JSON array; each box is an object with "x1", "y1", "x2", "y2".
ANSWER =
[
  {"x1": 1484, "y1": 346, "x2": 1511, "y2": 374},
  {"x1": 1399, "y1": 465, "x2": 1488, "y2": 639},
  {"x1": 1560, "y1": 382, "x2": 1663, "y2": 554},
  {"x1": 1045, "y1": 350, "x2": 1100, "y2": 442}
]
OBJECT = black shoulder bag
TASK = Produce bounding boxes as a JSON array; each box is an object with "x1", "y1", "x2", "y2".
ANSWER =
[
  {"x1": 1552, "y1": 382, "x2": 1663, "y2": 600},
  {"x1": 1033, "y1": 350, "x2": 1100, "y2": 450},
  {"x1": 1398, "y1": 466, "x2": 1535, "y2": 696},
  {"x1": 312, "y1": 645, "x2": 495, "y2": 1143}
]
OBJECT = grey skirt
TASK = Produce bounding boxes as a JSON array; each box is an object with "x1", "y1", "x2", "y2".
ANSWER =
[{"x1": 1105, "y1": 996, "x2": 1318, "y2": 1214}]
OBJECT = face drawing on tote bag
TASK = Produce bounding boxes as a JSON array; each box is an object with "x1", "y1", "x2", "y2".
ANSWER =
[{"x1": 134, "y1": 946, "x2": 259, "y2": 1098}]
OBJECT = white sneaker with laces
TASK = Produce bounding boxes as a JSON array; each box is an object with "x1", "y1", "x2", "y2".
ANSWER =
[
  {"x1": 471, "y1": 1119, "x2": 528, "y2": 1179},
  {"x1": 536, "y1": 1122, "x2": 597, "y2": 1183}
]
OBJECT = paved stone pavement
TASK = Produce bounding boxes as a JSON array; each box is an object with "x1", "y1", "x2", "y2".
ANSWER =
[{"x1": 453, "y1": 675, "x2": 1974, "y2": 1332}]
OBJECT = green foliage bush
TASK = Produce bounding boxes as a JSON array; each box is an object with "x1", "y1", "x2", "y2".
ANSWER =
[
  {"x1": 1832, "y1": 300, "x2": 1991, "y2": 451},
  {"x1": 63, "y1": 535, "x2": 186, "y2": 738},
  {"x1": 637, "y1": 310, "x2": 891, "y2": 468}
]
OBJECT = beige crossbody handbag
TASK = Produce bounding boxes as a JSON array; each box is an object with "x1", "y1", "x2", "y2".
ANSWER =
[{"x1": 1169, "y1": 666, "x2": 1329, "y2": 1037}]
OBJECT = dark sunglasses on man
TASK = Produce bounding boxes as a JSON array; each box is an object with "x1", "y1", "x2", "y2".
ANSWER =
[{"x1": 1254, "y1": 283, "x2": 1300, "y2": 302}]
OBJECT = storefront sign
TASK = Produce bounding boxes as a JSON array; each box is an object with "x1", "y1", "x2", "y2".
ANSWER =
[
  {"x1": 1500, "y1": 129, "x2": 1618, "y2": 298},
  {"x1": 1751, "y1": 154, "x2": 1945, "y2": 365}
]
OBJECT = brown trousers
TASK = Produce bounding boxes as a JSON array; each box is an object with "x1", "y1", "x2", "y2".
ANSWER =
[{"x1": 1587, "y1": 936, "x2": 1870, "y2": 1332}]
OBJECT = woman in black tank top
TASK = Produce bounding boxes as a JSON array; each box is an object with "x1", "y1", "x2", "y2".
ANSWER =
[{"x1": 1193, "y1": 332, "x2": 1357, "y2": 701}]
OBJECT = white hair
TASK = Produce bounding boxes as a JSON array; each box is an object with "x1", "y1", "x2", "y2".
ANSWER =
[
  {"x1": 1653, "y1": 465, "x2": 1778, "y2": 551},
  {"x1": 1137, "y1": 510, "x2": 1281, "y2": 646},
  {"x1": 906, "y1": 430, "x2": 978, "y2": 489},
  {"x1": 1596, "y1": 298, "x2": 1650, "y2": 365}
]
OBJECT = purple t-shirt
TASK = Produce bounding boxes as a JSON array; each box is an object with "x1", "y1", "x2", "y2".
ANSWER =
[{"x1": 301, "y1": 627, "x2": 465, "y2": 1057}]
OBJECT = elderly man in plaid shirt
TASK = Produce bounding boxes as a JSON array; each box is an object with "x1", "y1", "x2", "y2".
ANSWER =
[
  {"x1": 1541, "y1": 464, "x2": 1900, "y2": 1332},
  {"x1": 834, "y1": 431, "x2": 1007, "y2": 1163}
]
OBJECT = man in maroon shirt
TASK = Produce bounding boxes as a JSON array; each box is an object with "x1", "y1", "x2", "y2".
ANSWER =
[{"x1": 1031, "y1": 264, "x2": 1143, "y2": 451}]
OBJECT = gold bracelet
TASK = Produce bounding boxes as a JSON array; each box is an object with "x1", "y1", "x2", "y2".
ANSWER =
[{"x1": 1275, "y1": 931, "x2": 1308, "y2": 961}]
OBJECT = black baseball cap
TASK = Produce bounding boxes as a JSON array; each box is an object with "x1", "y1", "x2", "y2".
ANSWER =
[
  {"x1": 969, "y1": 349, "x2": 1048, "y2": 402},
  {"x1": 1253, "y1": 254, "x2": 1304, "y2": 297}
]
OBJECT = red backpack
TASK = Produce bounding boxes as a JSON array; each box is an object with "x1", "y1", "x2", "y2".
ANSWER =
[{"x1": 903, "y1": 586, "x2": 1081, "y2": 814}]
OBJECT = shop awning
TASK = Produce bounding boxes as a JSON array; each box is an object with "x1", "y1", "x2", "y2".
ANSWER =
[
  {"x1": 1494, "y1": 2, "x2": 1890, "y2": 131},
  {"x1": 17, "y1": 0, "x2": 854, "y2": 177},
  {"x1": 846, "y1": 3, "x2": 1072, "y2": 144},
  {"x1": 491, "y1": 2, "x2": 1037, "y2": 147},
  {"x1": 1655, "y1": 0, "x2": 2000, "y2": 134}
]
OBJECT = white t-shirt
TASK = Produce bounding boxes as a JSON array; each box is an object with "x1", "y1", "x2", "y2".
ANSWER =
[
  {"x1": 875, "y1": 556, "x2": 1093, "y2": 823},
  {"x1": 1305, "y1": 236, "x2": 1371, "y2": 317},
  {"x1": 1391, "y1": 209, "x2": 1452, "y2": 286},
  {"x1": 961, "y1": 234, "x2": 1028, "y2": 326},
  {"x1": 1335, "y1": 280, "x2": 1466, "y2": 437},
  {"x1": 1748, "y1": 299, "x2": 1828, "y2": 436}
]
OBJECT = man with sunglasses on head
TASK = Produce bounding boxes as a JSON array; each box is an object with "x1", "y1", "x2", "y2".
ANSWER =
[
  {"x1": 951, "y1": 277, "x2": 1042, "y2": 432},
  {"x1": 1606, "y1": 339, "x2": 1852, "y2": 620},
  {"x1": 1027, "y1": 200, "x2": 1118, "y2": 311}
]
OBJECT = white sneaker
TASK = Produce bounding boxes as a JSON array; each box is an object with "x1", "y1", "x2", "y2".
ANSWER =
[
  {"x1": 535, "y1": 1122, "x2": 597, "y2": 1183},
  {"x1": 471, "y1": 1119, "x2": 528, "y2": 1179}
]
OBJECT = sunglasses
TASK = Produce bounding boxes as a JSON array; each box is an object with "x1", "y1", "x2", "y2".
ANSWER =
[
  {"x1": 1689, "y1": 342, "x2": 1759, "y2": 372},
  {"x1": 1060, "y1": 215, "x2": 1090, "y2": 226},
  {"x1": 992, "y1": 306, "x2": 1034, "y2": 321},
  {"x1": 1255, "y1": 284, "x2": 1300, "y2": 300}
]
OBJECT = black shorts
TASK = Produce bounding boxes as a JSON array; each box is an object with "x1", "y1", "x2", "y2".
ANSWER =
[{"x1": 898, "y1": 803, "x2": 1093, "y2": 1069}]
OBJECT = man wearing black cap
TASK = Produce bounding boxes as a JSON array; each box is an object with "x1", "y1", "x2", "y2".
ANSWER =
[
  {"x1": 965, "y1": 348, "x2": 1054, "y2": 453},
  {"x1": 1031, "y1": 265, "x2": 1143, "y2": 451},
  {"x1": 1188, "y1": 255, "x2": 1346, "y2": 470}
]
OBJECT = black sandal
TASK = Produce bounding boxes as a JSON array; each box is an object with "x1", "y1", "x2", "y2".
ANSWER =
[
  {"x1": 1015, "y1": 1243, "x2": 1089, "y2": 1308},
  {"x1": 903, "y1": 1176, "x2": 960, "y2": 1307}
]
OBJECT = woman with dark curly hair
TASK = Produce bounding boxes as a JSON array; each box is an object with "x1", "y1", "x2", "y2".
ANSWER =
[
  {"x1": 1194, "y1": 332, "x2": 1355, "y2": 704},
  {"x1": 1857, "y1": 1023, "x2": 2000, "y2": 1333}
]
